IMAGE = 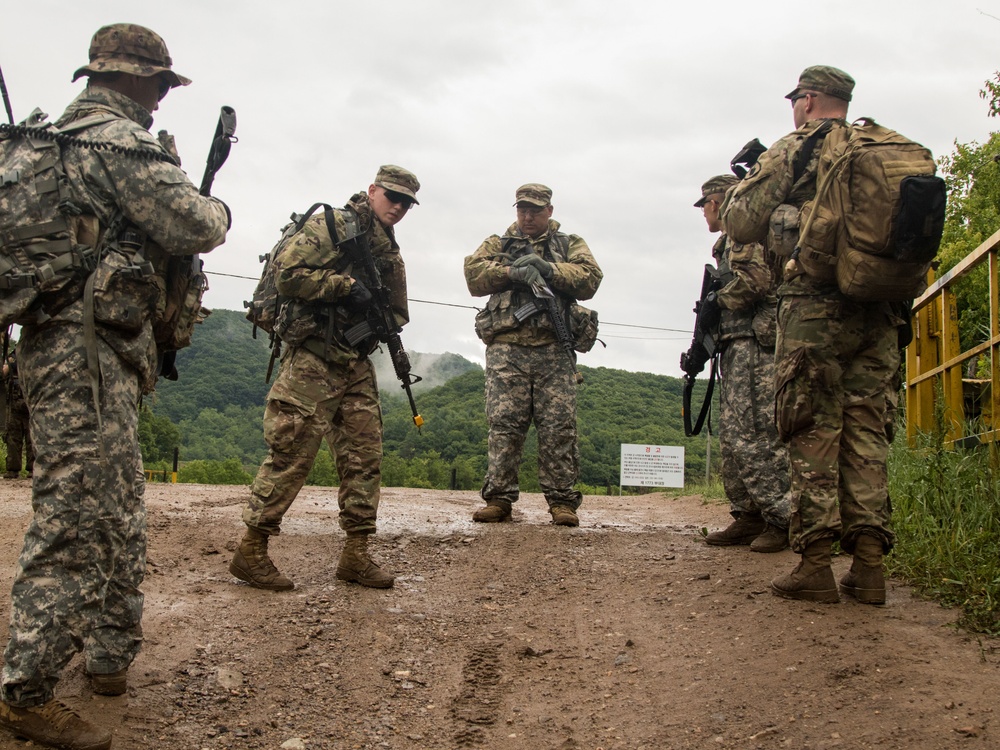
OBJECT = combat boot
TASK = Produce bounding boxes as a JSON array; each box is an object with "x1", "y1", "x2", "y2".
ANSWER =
[
  {"x1": 0, "y1": 698, "x2": 111, "y2": 750},
  {"x1": 549, "y1": 505, "x2": 579, "y2": 527},
  {"x1": 336, "y1": 535, "x2": 395, "y2": 588},
  {"x1": 472, "y1": 503, "x2": 511, "y2": 523},
  {"x1": 840, "y1": 534, "x2": 886, "y2": 605},
  {"x1": 704, "y1": 512, "x2": 765, "y2": 546},
  {"x1": 88, "y1": 669, "x2": 127, "y2": 697},
  {"x1": 229, "y1": 528, "x2": 294, "y2": 591},
  {"x1": 750, "y1": 524, "x2": 790, "y2": 553},
  {"x1": 770, "y1": 539, "x2": 839, "y2": 603}
]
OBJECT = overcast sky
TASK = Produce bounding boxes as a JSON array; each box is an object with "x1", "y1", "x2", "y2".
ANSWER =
[{"x1": 3, "y1": 1, "x2": 998, "y2": 377}]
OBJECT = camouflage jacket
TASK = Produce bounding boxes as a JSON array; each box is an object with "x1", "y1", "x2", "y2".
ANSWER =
[
  {"x1": 712, "y1": 234, "x2": 779, "y2": 343},
  {"x1": 274, "y1": 192, "x2": 408, "y2": 365},
  {"x1": 46, "y1": 85, "x2": 229, "y2": 385},
  {"x1": 722, "y1": 118, "x2": 847, "y2": 297},
  {"x1": 464, "y1": 219, "x2": 602, "y2": 347}
]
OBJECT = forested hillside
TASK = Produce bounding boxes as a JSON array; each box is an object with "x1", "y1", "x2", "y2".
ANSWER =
[{"x1": 142, "y1": 309, "x2": 717, "y2": 488}]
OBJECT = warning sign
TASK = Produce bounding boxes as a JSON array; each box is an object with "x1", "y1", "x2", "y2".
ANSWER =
[{"x1": 619, "y1": 444, "x2": 684, "y2": 488}]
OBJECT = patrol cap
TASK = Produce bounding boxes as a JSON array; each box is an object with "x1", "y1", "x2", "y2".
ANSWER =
[
  {"x1": 694, "y1": 174, "x2": 739, "y2": 207},
  {"x1": 374, "y1": 164, "x2": 420, "y2": 204},
  {"x1": 73, "y1": 23, "x2": 191, "y2": 88},
  {"x1": 785, "y1": 65, "x2": 855, "y2": 103},
  {"x1": 513, "y1": 183, "x2": 552, "y2": 207}
]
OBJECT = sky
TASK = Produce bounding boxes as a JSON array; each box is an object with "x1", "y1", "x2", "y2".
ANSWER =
[{"x1": 3, "y1": 1, "x2": 998, "y2": 378}]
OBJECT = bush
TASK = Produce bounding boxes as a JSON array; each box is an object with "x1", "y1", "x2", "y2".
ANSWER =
[{"x1": 178, "y1": 458, "x2": 254, "y2": 485}]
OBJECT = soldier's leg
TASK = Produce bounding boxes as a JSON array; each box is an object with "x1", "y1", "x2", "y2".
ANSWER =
[
  {"x1": 480, "y1": 343, "x2": 532, "y2": 511},
  {"x1": 838, "y1": 312, "x2": 899, "y2": 555},
  {"x1": 85, "y1": 466, "x2": 146, "y2": 686},
  {"x1": 774, "y1": 296, "x2": 846, "y2": 554},
  {"x1": 2, "y1": 325, "x2": 141, "y2": 706},
  {"x1": 243, "y1": 348, "x2": 333, "y2": 535},
  {"x1": 328, "y1": 358, "x2": 382, "y2": 535},
  {"x1": 5, "y1": 412, "x2": 23, "y2": 475},
  {"x1": 532, "y1": 344, "x2": 581, "y2": 511},
  {"x1": 717, "y1": 340, "x2": 756, "y2": 517}
]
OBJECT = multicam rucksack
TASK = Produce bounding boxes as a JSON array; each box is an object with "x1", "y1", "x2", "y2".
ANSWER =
[{"x1": 795, "y1": 118, "x2": 946, "y2": 301}]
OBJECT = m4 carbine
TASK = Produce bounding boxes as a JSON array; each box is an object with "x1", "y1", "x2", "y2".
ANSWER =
[{"x1": 680, "y1": 264, "x2": 722, "y2": 437}]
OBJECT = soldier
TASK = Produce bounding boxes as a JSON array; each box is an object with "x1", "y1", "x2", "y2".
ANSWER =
[
  {"x1": 230, "y1": 165, "x2": 420, "y2": 592},
  {"x1": 695, "y1": 175, "x2": 790, "y2": 552},
  {"x1": 0, "y1": 24, "x2": 229, "y2": 750},
  {"x1": 723, "y1": 66, "x2": 900, "y2": 604},
  {"x1": 465, "y1": 184, "x2": 602, "y2": 526},
  {"x1": 2, "y1": 343, "x2": 33, "y2": 480}
]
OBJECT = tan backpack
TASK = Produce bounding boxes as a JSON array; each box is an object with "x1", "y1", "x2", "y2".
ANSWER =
[{"x1": 796, "y1": 118, "x2": 946, "y2": 301}]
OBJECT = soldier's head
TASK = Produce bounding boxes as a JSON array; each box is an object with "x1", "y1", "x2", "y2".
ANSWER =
[
  {"x1": 74, "y1": 23, "x2": 191, "y2": 113},
  {"x1": 368, "y1": 165, "x2": 420, "y2": 228},
  {"x1": 786, "y1": 65, "x2": 853, "y2": 129},
  {"x1": 513, "y1": 183, "x2": 553, "y2": 239},
  {"x1": 695, "y1": 175, "x2": 738, "y2": 233}
]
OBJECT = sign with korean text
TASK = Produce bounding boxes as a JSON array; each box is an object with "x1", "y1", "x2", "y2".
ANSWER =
[{"x1": 619, "y1": 444, "x2": 684, "y2": 488}]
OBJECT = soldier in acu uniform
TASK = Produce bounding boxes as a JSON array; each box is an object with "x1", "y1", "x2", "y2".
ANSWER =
[
  {"x1": 723, "y1": 66, "x2": 901, "y2": 605},
  {"x1": 230, "y1": 165, "x2": 420, "y2": 592},
  {"x1": 0, "y1": 24, "x2": 229, "y2": 750},
  {"x1": 465, "y1": 184, "x2": 602, "y2": 527},
  {"x1": 695, "y1": 175, "x2": 790, "y2": 553}
]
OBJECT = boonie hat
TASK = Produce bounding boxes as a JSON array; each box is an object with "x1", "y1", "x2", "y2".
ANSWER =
[
  {"x1": 73, "y1": 23, "x2": 191, "y2": 89},
  {"x1": 513, "y1": 183, "x2": 552, "y2": 207},
  {"x1": 694, "y1": 174, "x2": 739, "y2": 207},
  {"x1": 785, "y1": 65, "x2": 855, "y2": 103},
  {"x1": 374, "y1": 165, "x2": 420, "y2": 204}
]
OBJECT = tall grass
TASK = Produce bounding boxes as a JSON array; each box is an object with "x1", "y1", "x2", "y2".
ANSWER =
[{"x1": 888, "y1": 427, "x2": 1000, "y2": 633}]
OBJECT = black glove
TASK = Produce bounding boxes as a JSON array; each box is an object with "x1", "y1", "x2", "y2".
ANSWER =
[
  {"x1": 508, "y1": 264, "x2": 544, "y2": 287},
  {"x1": 511, "y1": 253, "x2": 553, "y2": 279},
  {"x1": 345, "y1": 278, "x2": 373, "y2": 310},
  {"x1": 698, "y1": 292, "x2": 721, "y2": 335}
]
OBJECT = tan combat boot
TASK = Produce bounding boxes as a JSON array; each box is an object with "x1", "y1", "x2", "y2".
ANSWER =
[
  {"x1": 549, "y1": 505, "x2": 579, "y2": 527},
  {"x1": 840, "y1": 534, "x2": 886, "y2": 605},
  {"x1": 336, "y1": 535, "x2": 395, "y2": 588},
  {"x1": 705, "y1": 512, "x2": 766, "y2": 546},
  {"x1": 229, "y1": 528, "x2": 294, "y2": 591},
  {"x1": 770, "y1": 539, "x2": 839, "y2": 603},
  {"x1": 750, "y1": 524, "x2": 790, "y2": 553},
  {"x1": 88, "y1": 669, "x2": 127, "y2": 697},
  {"x1": 472, "y1": 503, "x2": 511, "y2": 523},
  {"x1": 0, "y1": 698, "x2": 111, "y2": 750}
]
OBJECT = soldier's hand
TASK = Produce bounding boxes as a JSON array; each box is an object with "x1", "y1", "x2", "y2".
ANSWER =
[
  {"x1": 699, "y1": 293, "x2": 721, "y2": 335},
  {"x1": 345, "y1": 278, "x2": 373, "y2": 310},
  {"x1": 508, "y1": 264, "x2": 544, "y2": 287},
  {"x1": 511, "y1": 253, "x2": 553, "y2": 279}
]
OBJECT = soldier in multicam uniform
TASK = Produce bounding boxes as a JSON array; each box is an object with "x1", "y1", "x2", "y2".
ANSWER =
[
  {"x1": 0, "y1": 24, "x2": 229, "y2": 750},
  {"x1": 2, "y1": 344, "x2": 33, "y2": 480},
  {"x1": 695, "y1": 175, "x2": 790, "y2": 553},
  {"x1": 465, "y1": 184, "x2": 602, "y2": 527},
  {"x1": 229, "y1": 165, "x2": 420, "y2": 592},
  {"x1": 723, "y1": 66, "x2": 901, "y2": 605}
]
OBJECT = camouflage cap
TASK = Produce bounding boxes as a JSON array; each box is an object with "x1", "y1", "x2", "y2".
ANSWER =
[
  {"x1": 513, "y1": 183, "x2": 552, "y2": 207},
  {"x1": 694, "y1": 174, "x2": 739, "y2": 207},
  {"x1": 374, "y1": 165, "x2": 420, "y2": 204},
  {"x1": 72, "y1": 23, "x2": 192, "y2": 89},
  {"x1": 785, "y1": 65, "x2": 854, "y2": 102}
]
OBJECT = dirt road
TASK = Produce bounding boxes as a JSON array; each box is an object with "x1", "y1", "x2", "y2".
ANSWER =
[{"x1": 0, "y1": 481, "x2": 995, "y2": 749}]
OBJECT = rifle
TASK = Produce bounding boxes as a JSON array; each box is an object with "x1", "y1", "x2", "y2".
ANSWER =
[
  {"x1": 513, "y1": 283, "x2": 583, "y2": 384},
  {"x1": 158, "y1": 106, "x2": 237, "y2": 380},
  {"x1": 343, "y1": 237, "x2": 424, "y2": 431},
  {"x1": 680, "y1": 264, "x2": 722, "y2": 436}
]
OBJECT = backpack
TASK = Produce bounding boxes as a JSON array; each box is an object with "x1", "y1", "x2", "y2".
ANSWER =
[
  {"x1": 244, "y1": 203, "x2": 362, "y2": 340},
  {"x1": 795, "y1": 118, "x2": 946, "y2": 302}
]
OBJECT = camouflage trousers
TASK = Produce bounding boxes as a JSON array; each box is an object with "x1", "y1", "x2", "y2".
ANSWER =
[
  {"x1": 481, "y1": 342, "x2": 582, "y2": 510},
  {"x1": 5, "y1": 405, "x2": 33, "y2": 475},
  {"x1": 775, "y1": 294, "x2": 900, "y2": 555},
  {"x1": 244, "y1": 346, "x2": 382, "y2": 536},
  {"x1": 718, "y1": 335, "x2": 791, "y2": 528},
  {"x1": 2, "y1": 323, "x2": 146, "y2": 707}
]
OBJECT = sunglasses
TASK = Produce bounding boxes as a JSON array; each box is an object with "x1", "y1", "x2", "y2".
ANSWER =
[
  {"x1": 157, "y1": 77, "x2": 172, "y2": 101},
  {"x1": 383, "y1": 189, "x2": 415, "y2": 208}
]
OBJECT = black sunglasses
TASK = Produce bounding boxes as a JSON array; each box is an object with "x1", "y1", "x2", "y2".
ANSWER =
[
  {"x1": 383, "y1": 189, "x2": 415, "y2": 208},
  {"x1": 157, "y1": 77, "x2": 172, "y2": 101}
]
